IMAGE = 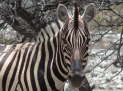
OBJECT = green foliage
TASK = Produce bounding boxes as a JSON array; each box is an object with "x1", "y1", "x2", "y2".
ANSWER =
[
  {"x1": 118, "y1": 26, "x2": 123, "y2": 30},
  {"x1": 95, "y1": 15, "x2": 102, "y2": 21},
  {"x1": 0, "y1": 39, "x2": 14, "y2": 44}
]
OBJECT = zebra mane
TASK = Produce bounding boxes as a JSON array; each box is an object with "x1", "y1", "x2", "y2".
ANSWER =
[{"x1": 74, "y1": 3, "x2": 79, "y2": 30}]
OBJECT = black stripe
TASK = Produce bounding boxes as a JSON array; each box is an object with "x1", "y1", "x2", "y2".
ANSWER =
[
  {"x1": 40, "y1": 31, "x2": 45, "y2": 41},
  {"x1": 84, "y1": 53, "x2": 89, "y2": 58},
  {"x1": 24, "y1": 45, "x2": 34, "y2": 91},
  {"x1": 47, "y1": 40, "x2": 58, "y2": 90},
  {"x1": 56, "y1": 20, "x2": 61, "y2": 30},
  {"x1": 38, "y1": 42, "x2": 47, "y2": 91},
  {"x1": 74, "y1": 3, "x2": 79, "y2": 31},
  {"x1": 18, "y1": 81, "x2": 24, "y2": 91},
  {"x1": 30, "y1": 44, "x2": 40, "y2": 91},
  {"x1": 60, "y1": 48, "x2": 68, "y2": 75}
]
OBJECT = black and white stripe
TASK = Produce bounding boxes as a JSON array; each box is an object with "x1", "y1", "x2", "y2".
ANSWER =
[
  {"x1": 0, "y1": 40, "x2": 67, "y2": 91},
  {"x1": 36, "y1": 19, "x2": 62, "y2": 42}
]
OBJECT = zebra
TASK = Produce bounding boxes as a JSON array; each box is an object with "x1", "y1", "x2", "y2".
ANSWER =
[{"x1": 0, "y1": 3, "x2": 95, "y2": 91}]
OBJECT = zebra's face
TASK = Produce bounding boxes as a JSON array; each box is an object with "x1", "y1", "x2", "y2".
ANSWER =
[{"x1": 57, "y1": 4, "x2": 95, "y2": 88}]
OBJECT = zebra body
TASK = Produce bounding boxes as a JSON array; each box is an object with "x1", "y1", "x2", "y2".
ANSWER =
[
  {"x1": 0, "y1": 3, "x2": 95, "y2": 91},
  {"x1": 0, "y1": 40, "x2": 66, "y2": 91}
]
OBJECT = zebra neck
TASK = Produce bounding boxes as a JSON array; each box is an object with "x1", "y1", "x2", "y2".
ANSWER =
[
  {"x1": 50, "y1": 34, "x2": 69, "y2": 80},
  {"x1": 57, "y1": 35, "x2": 69, "y2": 76}
]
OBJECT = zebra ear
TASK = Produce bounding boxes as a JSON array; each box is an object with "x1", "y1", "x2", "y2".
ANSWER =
[
  {"x1": 82, "y1": 4, "x2": 95, "y2": 22},
  {"x1": 57, "y1": 4, "x2": 69, "y2": 23}
]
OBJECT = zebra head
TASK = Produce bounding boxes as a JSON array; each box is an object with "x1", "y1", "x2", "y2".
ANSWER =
[{"x1": 57, "y1": 3, "x2": 95, "y2": 88}]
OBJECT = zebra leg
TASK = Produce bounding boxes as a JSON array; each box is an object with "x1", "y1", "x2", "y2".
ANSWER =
[{"x1": 79, "y1": 76, "x2": 92, "y2": 91}]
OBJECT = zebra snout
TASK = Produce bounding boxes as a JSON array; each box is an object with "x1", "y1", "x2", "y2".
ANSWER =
[
  {"x1": 71, "y1": 60, "x2": 82, "y2": 73},
  {"x1": 68, "y1": 73, "x2": 84, "y2": 88},
  {"x1": 69, "y1": 60, "x2": 85, "y2": 88}
]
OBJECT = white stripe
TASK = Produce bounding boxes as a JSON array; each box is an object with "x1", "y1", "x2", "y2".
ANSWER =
[
  {"x1": 45, "y1": 25, "x2": 53, "y2": 37},
  {"x1": 34, "y1": 43, "x2": 42, "y2": 91},
  {"x1": 51, "y1": 23, "x2": 60, "y2": 36},
  {"x1": 44, "y1": 41, "x2": 52, "y2": 91},
  {"x1": 26, "y1": 43, "x2": 36, "y2": 91}
]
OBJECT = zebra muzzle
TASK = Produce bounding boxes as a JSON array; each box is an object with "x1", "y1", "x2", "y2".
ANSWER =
[
  {"x1": 69, "y1": 73, "x2": 84, "y2": 88},
  {"x1": 69, "y1": 60, "x2": 84, "y2": 88}
]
